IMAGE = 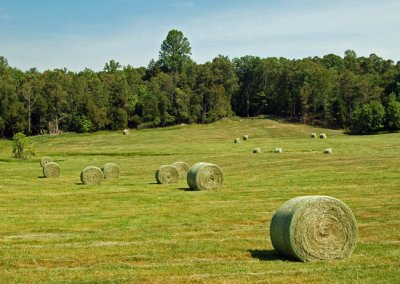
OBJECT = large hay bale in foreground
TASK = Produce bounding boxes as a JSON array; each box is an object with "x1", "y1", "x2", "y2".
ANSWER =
[
  {"x1": 253, "y1": 148, "x2": 262, "y2": 154},
  {"x1": 101, "y1": 163, "x2": 120, "y2": 179},
  {"x1": 43, "y1": 162, "x2": 61, "y2": 178},
  {"x1": 155, "y1": 165, "x2": 179, "y2": 184},
  {"x1": 324, "y1": 148, "x2": 333, "y2": 154},
  {"x1": 234, "y1": 138, "x2": 240, "y2": 143},
  {"x1": 40, "y1": 156, "x2": 53, "y2": 167},
  {"x1": 171, "y1": 161, "x2": 189, "y2": 178},
  {"x1": 270, "y1": 196, "x2": 357, "y2": 262},
  {"x1": 80, "y1": 166, "x2": 104, "y2": 185},
  {"x1": 187, "y1": 162, "x2": 223, "y2": 190},
  {"x1": 243, "y1": 134, "x2": 249, "y2": 141},
  {"x1": 310, "y1": 133, "x2": 317, "y2": 138},
  {"x1": 320, "y1": 133, "x2": 327, "y2": 139},
  {"x1": 123, "y1": 129, "x2": 129, "y2": 135}
]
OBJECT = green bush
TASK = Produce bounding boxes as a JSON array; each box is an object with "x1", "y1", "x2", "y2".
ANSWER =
[
  {"x1": 12, "y1": 132, "x2": 35, "y2": 160},
  {"x1": 351, "y1": 101, "x2": 385, "y2": 134},
  {"x1": 73, "y1": 116, "x2": 93, "y2": 133},
  {"x1": 385, "y1": 94, "x2": 400, "y2": 130}
]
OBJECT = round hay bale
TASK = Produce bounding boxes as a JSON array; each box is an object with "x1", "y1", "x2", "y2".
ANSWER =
[
  {"x1": 43, "y1": 162, "x2": 61, "y2": 178},
  {"x1": 155, "y1": 165, "x2": 179, "y2": 184},
  {"x1": 253, "y1": 148, "x2": 262, "y2": 154},
  {"x1": 324, "y1": 148, "x2": 333, "y2": 154},
  {"x1": 187, "y1": 162, "x2": 223, "y2": 190},
  {"x1": 320, "y1": 133, "x2": 327, "y2": 139},
  {"x1": 310, "y1": 133, "x2": 317, "y2": 138},
  {"x1": 270, "y1": 196, "x2": 358, "y2": 262},
  {"x1": 101, "y1": 163, "x2": 120, "y2": 179},
  {"x1": 171, "y1": 161, "x2": 189, "y2": 178},
  {"x1": 243, "y1": 134, "x2": 249, "y2": 141},
  {"x1": 274, "y1": 148, "x2": 283, "y2": 153},
  {"x1": 234, "y1": 138, "x2": 240, "y2": 143},
  {"x1": 123, "y1": 129, "x2": 129, "y2": 135},
  {"x1": 80, "y1": 166, "x2": 104, "y2": 185},
  {"x1": 40, "y1": 156, "x2": 53, "y2": 167}
]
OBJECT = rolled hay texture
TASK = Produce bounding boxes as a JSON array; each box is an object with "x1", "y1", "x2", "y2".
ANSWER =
[
  {"x1": 270, "y1": 196, "x2": 358, "y2": 262},
  {"x1": 187, "y1": 162, "x2": 224, "y2": 191},
  {"x1": 171, "y1": 161, "x2": 189, "y2": 178},
  {"x1": 310, "y1": 133, "x2": 317, "y2": 138},
  {"x1": 40, "y1": 156, "x2": 53, "y2": 167},
  {"x1": 320, "y1": 133, "x2": 327, "y2": 139},
  {"x1": 274, "y1": 148, "x2": 283, "y2": 153},
  {"x1": 101, "y1": 163, "x2": 120, "y2": 179},
  {"x1": 243, "y1": 134, "x2": 249, "y2": 141},
  {"x1": 43, "y1": 162, "x2": 61, "y2": 178},
  {"x1": 155, "y1": 165, "x2": 179, "y2": 184},
  {"x1": 234, "y1": 138, "x2": 241, "y2": 143},
  {"x1": 324, "y1": 148, "x2": 333, "y2": 154},
  {"x1": 253, "y1": 148, "x2": 262, "y2": 154},
  {"x1": 80, "y1": 166, "x2": 104, "y2": 185},
  {"x1": 123, "y1": 129, "x2": 129, "y2": 135}
]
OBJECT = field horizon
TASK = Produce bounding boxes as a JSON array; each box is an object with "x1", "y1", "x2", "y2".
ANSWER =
[{"x1": 0, "y1": 118, "x2": 399, "y2": 283}]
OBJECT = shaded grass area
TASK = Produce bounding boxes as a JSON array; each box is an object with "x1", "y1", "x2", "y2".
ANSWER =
[{"x1": 0, "y1": 118, "x2": 399, "y2": 283}]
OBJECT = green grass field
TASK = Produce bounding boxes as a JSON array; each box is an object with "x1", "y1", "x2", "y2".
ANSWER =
[{"x1": 0, "y1": 118, "x2": 399, "y2": 283}]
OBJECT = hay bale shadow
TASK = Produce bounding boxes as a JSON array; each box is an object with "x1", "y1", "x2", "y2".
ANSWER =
[
  {"x1": 177, "y1": 187, "x2": 195, "y2": 191},
  {"x1": 248, "y1": 249, "x2": 292, "y2": 261}
]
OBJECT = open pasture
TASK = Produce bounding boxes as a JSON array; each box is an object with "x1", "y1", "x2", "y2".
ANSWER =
[{"x1": 0, "y1": 118, "x2": 399, "y2": 283}]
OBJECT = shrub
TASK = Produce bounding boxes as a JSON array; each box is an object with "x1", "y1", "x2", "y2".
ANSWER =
[
  {"x1": 75, "y1": 116, "x2": 93, "y2": 133},
  {"x1": 351, "y1": 101, "x2": 385, "y2": 134},
  {"x1": 12, "y1": 132, "x2": 35, "y2": 160},
  {"x1": 385, "y1": 94, "x2": 400, "y2": 130}
]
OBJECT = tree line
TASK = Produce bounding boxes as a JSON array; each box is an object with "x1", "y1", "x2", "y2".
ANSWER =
[{"x1": 1, "y1": 30, "x2": 400, "y2": 138}]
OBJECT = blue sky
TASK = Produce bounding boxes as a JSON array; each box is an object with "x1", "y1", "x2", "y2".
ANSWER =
[{"x1": 1, "y1": 0, "x2": 399, "y2": 71}]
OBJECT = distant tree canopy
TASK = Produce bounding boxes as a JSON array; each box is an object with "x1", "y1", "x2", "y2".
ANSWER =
[{"x1": 1, "y1": 31, "x2": 400, "y2": 138}]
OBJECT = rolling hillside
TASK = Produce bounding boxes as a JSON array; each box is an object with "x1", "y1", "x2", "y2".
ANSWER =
[{"x1": 0, "y1": 118, "x2": 399, "y2": 283}]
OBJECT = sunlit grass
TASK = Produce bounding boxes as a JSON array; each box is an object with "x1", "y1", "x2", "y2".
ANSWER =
[{"x1": 0, "y1": 118, "x2": 399, "y2": 283}]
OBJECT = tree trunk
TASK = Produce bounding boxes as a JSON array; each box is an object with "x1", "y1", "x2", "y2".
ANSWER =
[{"x1": 28, "y1": 99, "x2": 31, "y2": 136}]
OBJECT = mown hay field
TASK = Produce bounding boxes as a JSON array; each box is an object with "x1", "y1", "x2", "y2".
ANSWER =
[{"x1": 0, "y1": 118, "x2": 399, "y2": 283}]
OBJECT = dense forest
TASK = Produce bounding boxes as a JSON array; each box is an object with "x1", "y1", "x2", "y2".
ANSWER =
[{"x1": 1, "y1": 29, "x2": 400, "y2": 138}]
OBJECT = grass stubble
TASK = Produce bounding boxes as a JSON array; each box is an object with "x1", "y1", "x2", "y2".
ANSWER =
[{"x1": 0, "y1": 118, "x2": 399, "y2": 283}]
